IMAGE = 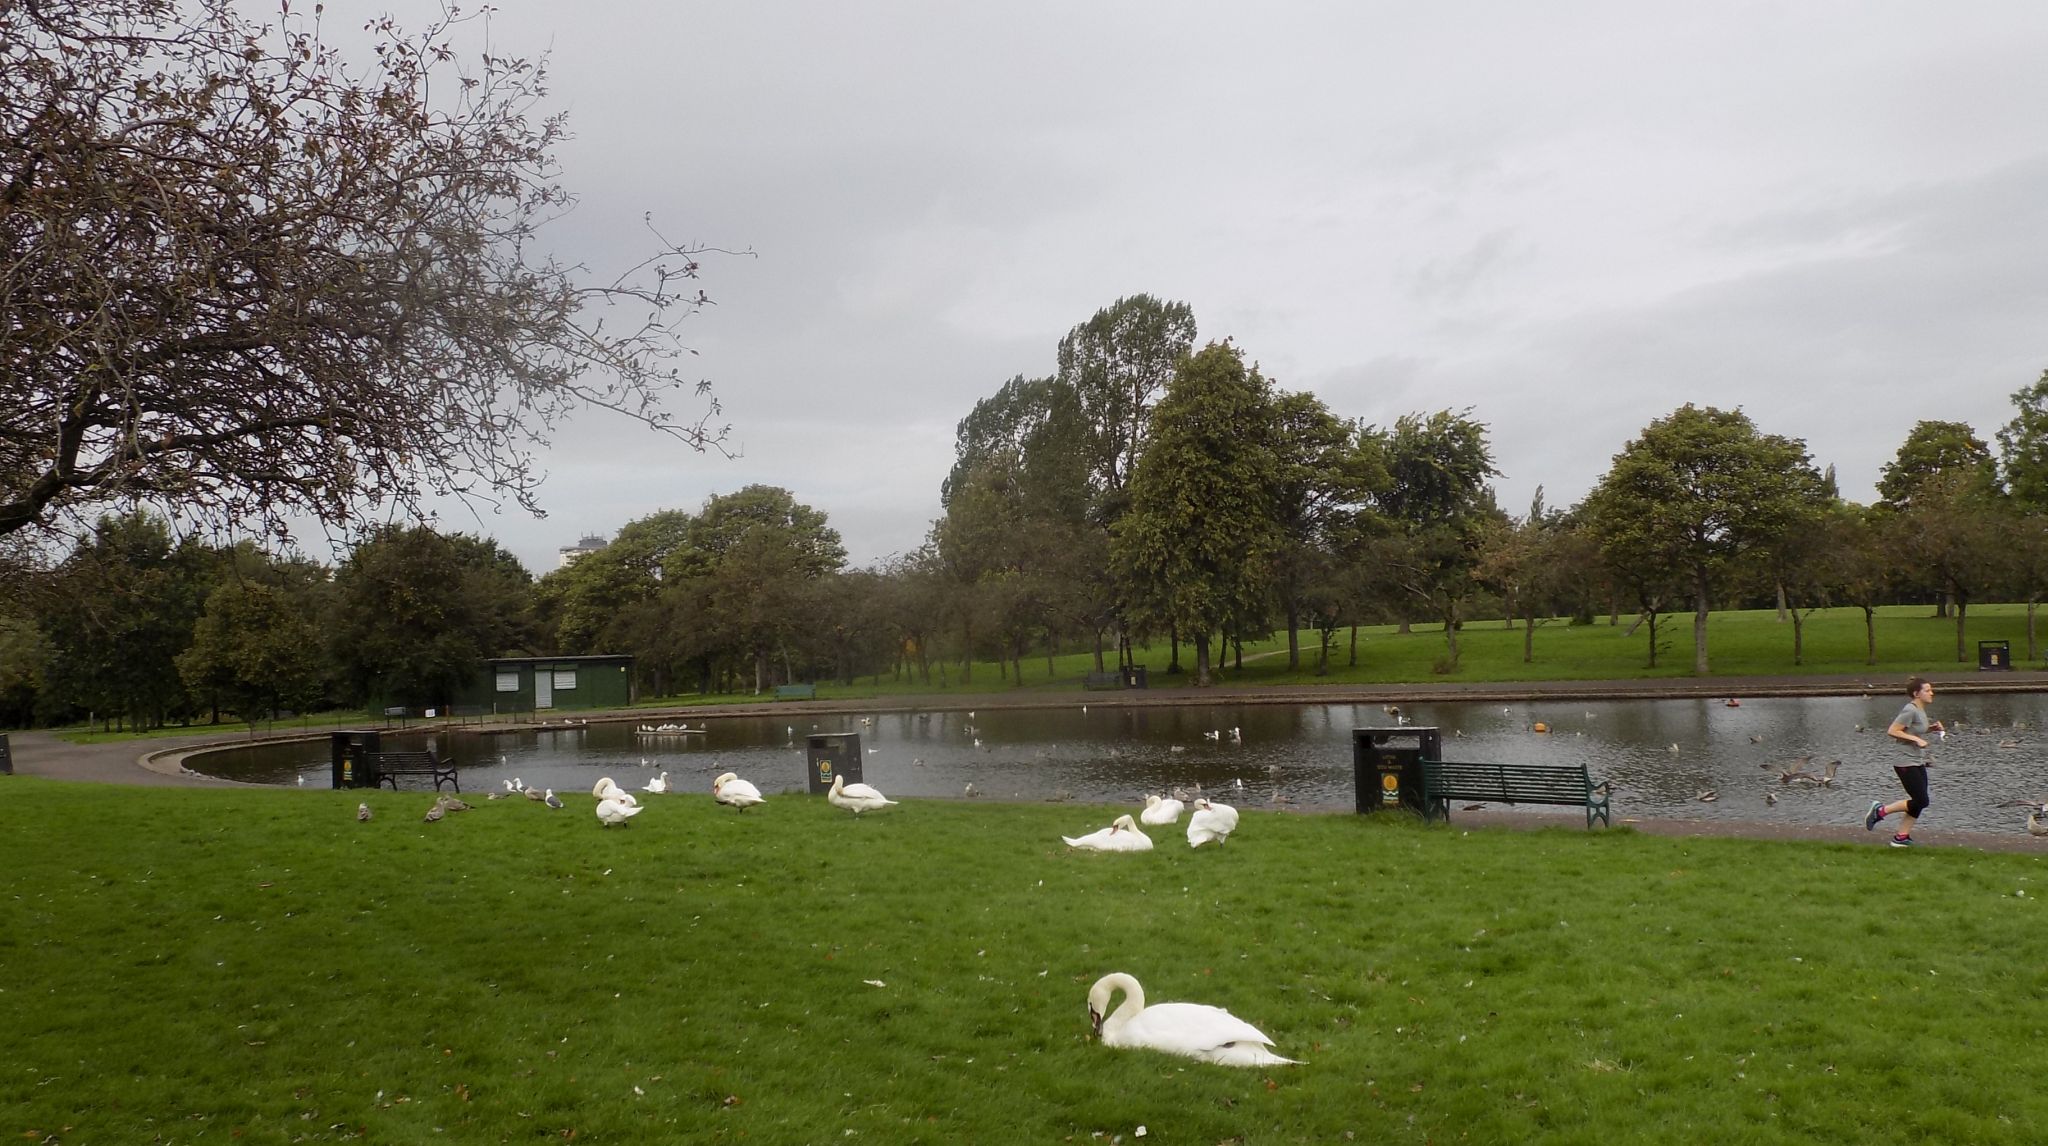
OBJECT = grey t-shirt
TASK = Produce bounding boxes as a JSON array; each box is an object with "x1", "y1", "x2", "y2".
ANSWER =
[{"x1": 1894, "y1": 702, "x2": 1935, "y2": 763}]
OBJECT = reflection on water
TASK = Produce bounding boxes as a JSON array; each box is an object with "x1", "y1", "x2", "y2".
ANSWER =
[{"x1": 193, "y1": 693, "x2": 2048, "y2": 835}]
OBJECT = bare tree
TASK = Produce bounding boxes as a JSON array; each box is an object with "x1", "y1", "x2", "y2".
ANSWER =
[{"x1": 2, "y1": 0, "x2": 731, "y2": 543}]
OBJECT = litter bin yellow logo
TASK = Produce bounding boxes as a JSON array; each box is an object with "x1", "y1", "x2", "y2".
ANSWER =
[{"x1": 1381, "y1": 773, "x2": 1400, "y2": 803}]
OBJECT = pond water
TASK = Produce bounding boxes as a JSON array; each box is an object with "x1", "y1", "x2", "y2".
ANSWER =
[{"x1": 192, "y1": 693, "x2": 2048, "y2": 836}]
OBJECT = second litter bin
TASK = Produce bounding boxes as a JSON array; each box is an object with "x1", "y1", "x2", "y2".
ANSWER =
[
  {"x1": 806, "y1": 732, "x2": 863, "y2": 794},
  {"x1": 1352, "y1": 726, "x2": 1440, "y2": 815}
]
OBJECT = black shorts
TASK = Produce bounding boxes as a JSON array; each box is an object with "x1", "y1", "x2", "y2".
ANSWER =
[{"x1": 1893, "y1": 764, "x2": 1931, "y2": 818}]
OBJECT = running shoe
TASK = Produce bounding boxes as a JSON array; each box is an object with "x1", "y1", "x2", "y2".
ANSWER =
[
  {"x1": 1889, "y1": 834, "x2": 1914, "y2": 848},
  {"x1": 1864, "y1": 801, "x2": 1885, "y2": 831}
]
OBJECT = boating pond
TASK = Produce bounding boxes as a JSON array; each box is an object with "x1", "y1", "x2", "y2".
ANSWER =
[{"x1": 191, "y1": 692, "x2": 2048, "y2": 836}]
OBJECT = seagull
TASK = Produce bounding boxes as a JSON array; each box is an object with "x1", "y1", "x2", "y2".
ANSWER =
[
  {"x1": 1764, "y1": 791, "x2": 1778, "y2": 806},
  {"x1": 502, "y1": 779, "x2": 517, "y2": 794},
  {"x1": 439, "y1": 796, "x2": 471, "y2": 812},
  {"x1": 712, "y1": 772, "x2": 764, "y2": 810},
  {"x1": 543, "y1": 789, "x2": 564, "y2": 810},
  {"x1": 962, "y1": 783, "x2": 979, "y2": 797},
  {"x1": 297, "y1": 774, "x2": 307, "y2": 787},
  {"x1": 2031, "y1": 807, "x2": 2048, "y2": 837},
  {"x1": 1695, "y1": 789, "x2": 1719, "y2": 802},
  {"x1": 524, "y1": 785, "x2": 546, "y2": 802},
  {"x1": 826, "y1": 773, "x2": 897, "y2": 815},
  {"x1": 356, "y1": 803, "x2": 372, "y2": 822},
  {"x1": 1667, "y1": 744, "x2": 1681, "y2": 754},
  {"x1": 423, "y1": 801, "x2": 446, "y2": 823}
]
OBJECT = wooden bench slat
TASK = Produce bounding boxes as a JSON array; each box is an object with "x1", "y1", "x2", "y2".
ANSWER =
[{"x1": 372, "y1": 749, "x2": 460, "y2": 793}]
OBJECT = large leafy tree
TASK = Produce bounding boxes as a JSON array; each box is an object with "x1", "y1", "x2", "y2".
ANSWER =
[
  {"x1": 1362, "y1": 410, "x2": 1502, "y2": 667},
  {"x1": 1585, "y1": 405, "x2": 1823, "y2": 673},
  {"x1": 535, "y1": 511, "x2": 693, "y2": 655},
  {"x1": 178, "y1": 580, "x2": 324, "y2": 723},
  {"x1": 1110, "y1": 341, "x2": 1280, "y2": 686},
  {"x1": 1, "y1": 0, "x2": 727, "y2": 543},
  {"x1": 1876, "y1": 420, "x2": 1997, "y2": 512},
  {"x1": 1266, "y1": 393, "x2": 1381, "y2": 671},
  {"x1": 37, "y1": 512, "x2": 215, "y2": 729},
  {"x1": 327, "y1": 527, "x2": 538, "y2": 710},
  {"x1": 1057, "y1": 295, "x2": 1199, "y2": 517}
]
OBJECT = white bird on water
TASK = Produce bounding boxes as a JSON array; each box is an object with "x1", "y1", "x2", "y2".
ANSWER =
[
  {"x1": 1139, "y1": 793, "x2": 1185, "y2": 825},
  {"x1": 1187, "y1": 798, "x2": 1239, "y2": 848},
  {"x1": 1086, "y1": 972, "x2": 1301, "y2": 1066},
  {"x1": 595, "y1": 795, "x2": 642, "y2": 827},
  {"x1": 712, "y1": 771, "x2": 764, "y2": 810},
  {"x1": 1062, "y1": 814, "x2": 1153, "y2": 852},
  {"x1": 826, "y1": 773, "x2": 897, "y2": 815}
]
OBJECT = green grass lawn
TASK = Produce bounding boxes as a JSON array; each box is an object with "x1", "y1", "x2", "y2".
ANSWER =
[
  {"x1": 4, "y1": 779, "x2": 2045, "y2": 1144},
  {"x1": 660, "y1": 603, "x2": 2044, "y2": 705}
]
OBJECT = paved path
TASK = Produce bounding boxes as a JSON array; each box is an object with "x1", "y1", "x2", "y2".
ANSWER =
[{"x1": 8, "y1": 669, "x2": 2047, "y2": 855}]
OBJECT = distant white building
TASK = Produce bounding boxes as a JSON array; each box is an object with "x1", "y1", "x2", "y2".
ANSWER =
[{"x1": 557, "y1": 534, "x2": 609, "y2": 568}]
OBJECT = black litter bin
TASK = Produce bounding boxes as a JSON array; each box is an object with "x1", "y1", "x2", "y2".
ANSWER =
[
  {"x1": 1352, "y1": 726, "x2": 1440, "y2": 815},
  {"x1": 330, "y1": 729, "x2": 382, "y2": 789},
  {"x1": 806, "y1": 732, "x2": 863, "y2": 794},
  {"x1": 1122, "y1": 665, "x2": 1149, "y2": 689},
  {"x1": 0, "y1": 733, "x2": 11, "y2": 775},
  {"x1": 1979, "y1": 640, "x2": 2013, "y2": 671}
]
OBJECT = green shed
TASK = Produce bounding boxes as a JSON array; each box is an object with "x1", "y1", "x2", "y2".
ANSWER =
[{"x1": 454, "y1": 655, "x2": 636, "y2": 714}]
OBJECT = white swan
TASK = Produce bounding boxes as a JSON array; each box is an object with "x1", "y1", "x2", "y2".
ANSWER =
[
  {"x1": 1187, "y1": 798, "x2": 1239, "y2": 848},
  {"x1": 827, "y1": 773, "x2": 897, "y2": 814},
  {"x1": 644, "y1": 771, "x2": 670, "y2": 794},
  {"x1": 593, "y1": 777, "x2": 639, "y2": 806},
  {"x1": 1063, "y1": 814, "x2": 1153, "y2": 852},
  {"x1": 595, "y1": 795, "x2": 642, "y2": 827},
  {"x1": 712, "y1": 771, "x2": 764, "y2": 810},
  {"x1": 1139, "y1": 793, "x2": 1185, "y2": 825},
  {"x1": 1086, "y1": 972, "x2": 1301, "y2": 1066}
]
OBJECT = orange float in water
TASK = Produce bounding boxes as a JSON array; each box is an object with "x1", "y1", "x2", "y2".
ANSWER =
[
  {"x1": 1724, "y1": 698, "x2": 1741, "y2": 707},
  {"x1": 1532, "y1": 722, "x2": 1549, "y2": 733}
]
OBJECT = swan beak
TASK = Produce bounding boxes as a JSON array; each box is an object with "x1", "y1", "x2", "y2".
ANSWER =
[{"x1": 1089, "y1": 1008, "x2": 1104, "y2": 1038}]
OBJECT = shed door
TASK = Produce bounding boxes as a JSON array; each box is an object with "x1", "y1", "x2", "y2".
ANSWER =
[{"x1": 535, "y1": 667, "x2": 554, "y2": 710}]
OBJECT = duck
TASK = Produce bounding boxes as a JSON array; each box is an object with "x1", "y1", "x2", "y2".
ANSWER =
[
  {"x1": 1062, "y1": 814, "x2": 1153, "y2": 852},
  {"x1": 595, "y1": 795, "x2": 642, "y2": 827},
  {"x1": 1186, "y1": 798, "x2": 1239, "y2": 848},
  {"x1": 2030, "y1": 807, "x2": 2048, "y2": 838},
  {"x1": 712, "y1": 771, "x2": 764, "y2": 810},
  {"x1": 523, "y1": 785, "x2": 546, "y2": 802},
  {"x1": 826, "y1": 773, "x2": 897, "y2": 815},
  {"x1": 1086, "y1": 972, "x2": 1300, "y2": 1066},
  {"x1": 644, "y1": 771, "x2": 670, "y2": 794},
  {"x1": 1139, "y1": 793, "x2": 1185, "y2": 825}
]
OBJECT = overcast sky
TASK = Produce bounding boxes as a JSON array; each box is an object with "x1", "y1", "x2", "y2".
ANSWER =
[{"x1": 379, "y1": 0, "x2": 2048, "y2": 574}]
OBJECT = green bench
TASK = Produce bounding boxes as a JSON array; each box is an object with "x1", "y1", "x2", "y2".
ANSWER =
[
  {"x1": 373, "y1": 748, "x2": 460, "y2": 793},
  {"x1": 775, "y1": 683, "x2": 817, "y2": 700},
  {"x1": 1422, "y1": 759, "x2": 1611, "y2": 828}
]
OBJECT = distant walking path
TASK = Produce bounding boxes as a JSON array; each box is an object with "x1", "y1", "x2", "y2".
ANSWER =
[{"x1": 8, "y1": 669, "x2": 2047, "y2": 855}]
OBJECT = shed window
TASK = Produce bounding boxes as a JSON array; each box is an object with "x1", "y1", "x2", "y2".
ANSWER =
[
  {"x1": 495, "y1": 671, "x2": 519, "y2": 693},
  {"x1": 553, "y1": 669, "x2": 577, "y2": 690}
]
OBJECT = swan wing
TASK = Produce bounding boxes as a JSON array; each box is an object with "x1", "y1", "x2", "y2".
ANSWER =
[
  {"x1": 1063, "y1": 828, "x2": 1112, "y2": 850},
  {"x1": 1117, "y1": 1001, "x2": 1290, "y2": 1063},
  {"x1": 842, "y1": 782, "x2": 892, "y2": 803}
]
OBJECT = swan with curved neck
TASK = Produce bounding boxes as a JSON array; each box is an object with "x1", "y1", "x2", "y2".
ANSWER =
[
  {"x1": 1186, "y1": 798, "x2": 1239, "y2": 847},
  {"x1": 1086, "y1": 972, "x2": 1300, "y2": 1066},
  {"x1": 1139, "y1": 793, "x2": 1184, "y2": 825},
  {"x1": 1062, "y1": 814, "x2": 1152, "y2": 851},
  {"x1": 713, "y1": 771, "x2": 764, "y2": 810}
]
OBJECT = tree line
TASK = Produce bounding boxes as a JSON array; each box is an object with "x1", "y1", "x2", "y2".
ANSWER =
[{"x1": 3, "y1": 293, "x2": 2044, "y2": 730}]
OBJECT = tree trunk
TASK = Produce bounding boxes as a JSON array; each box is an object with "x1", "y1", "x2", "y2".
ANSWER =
[
  {"x1": 1791, "y1": 606, "x2": 1804, "y2": 666},
  {"x1": 1442, "y1": 604, "x2": 1460, "y2": 666},
  {"x1": 1093, "y1": 628, "x2": 1106, "y2": 672},
  {"x1": 1168, "y1": 622, "x2": 1182, "y2": 674},
  {"x1": 1522, "y1": 605, "x2": 1535, "y2": 663},
  {"x1": 1285, "y1": 598, "x2": 1300, "y2": 671},
  {"x1": 1348, "y1": 623, "x2": 1358, "y2": 667},
  {"x1": 961, "y1": 619, "x2": 973, "y2": 683},
  {"x1": 1692, "y1": 574, "x2": 1711, "y2": 674},
  {"x1": 1193, "y1": 631, "x2": 1212, "y2": 687},
  {"x1": 1233, "y1": 633, "x2": 1243, "y2": 671},
  {"x1": 1397, "y1": 618, "x2": 1412, "y2": 635},
  {"x1": 2029, "y1": 600, "x2": 2039, "y2": 661},
  {"x1": 1954, "y1": 597, "x2": 1968, "y2": 662},
  {"x1": 1645, "y1": 610, "x2": 1660, "y2": 668},
  {"x1": 1776, "y1": 581, "x2": 1789, "y2": 623},
  {"x1": 1863, "y1": 605, "x2": 1877, "y2": 665}
]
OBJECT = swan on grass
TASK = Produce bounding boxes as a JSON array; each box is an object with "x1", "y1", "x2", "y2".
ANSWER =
[
  {"x1": 1085, "y1": 972, "x2": 1301, "y2": 1066},
  {"x1": 1139, "y1": 793, "x2": 1185, "y2": 825},
  {"x1": 1062, "y1": 814, "x2": 1153, "y2": 852},
  {"x1": 592, "y1": 777, "x2": 640, "y2": 806},
  {"x1": 712, "y1": 771, "x2": 764, "y2": 810},
  {"x1": 1186, "y1": 798, "x2": 1239, "y2": 848},
  {"x1": 826, "y1": 773, "x2": 897, "y2": 814},
  {"x1": 595, "y1": 795, "x2": 643, "y2": 827},
  {"x1": 644, "y1": 771, "x2": 670, "y2": 794}
]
